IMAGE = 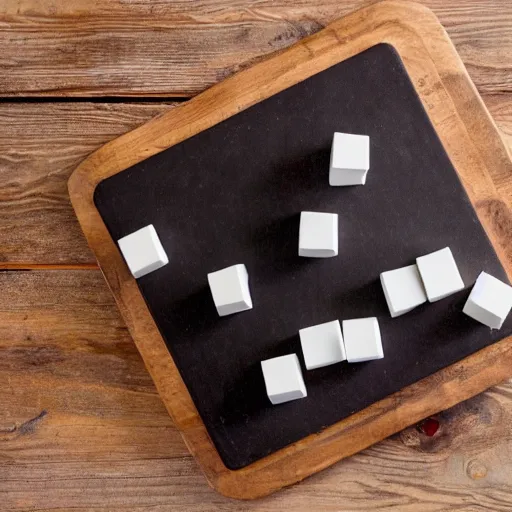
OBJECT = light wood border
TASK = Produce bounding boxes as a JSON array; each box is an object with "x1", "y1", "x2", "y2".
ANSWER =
[{"x1": 69, "y1": 1, "x2": 512, "y2": 499}]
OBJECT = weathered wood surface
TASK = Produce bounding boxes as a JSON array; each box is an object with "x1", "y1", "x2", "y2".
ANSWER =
[
  {"x1": 1, "y1": 270, "x2": 512, "y2": 510},
  {"x1": 0, "y1": 102, "x2": 176, "y2": 266},
  {"x1": 0, "y1": 1, "x2": 511, "y2": 98}
]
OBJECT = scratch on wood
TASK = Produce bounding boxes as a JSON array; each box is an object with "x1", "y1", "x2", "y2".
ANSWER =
[
  {"x1": 1, "y1": 410, "x2": 48, "y2": 435},
  {"x1": 18, "y1": 410, "x2": 48, "y2": 435}
]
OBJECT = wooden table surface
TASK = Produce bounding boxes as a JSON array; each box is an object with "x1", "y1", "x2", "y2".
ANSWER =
[{"x1": 1, "y1": 1, "x2": 512, "y2": 510}]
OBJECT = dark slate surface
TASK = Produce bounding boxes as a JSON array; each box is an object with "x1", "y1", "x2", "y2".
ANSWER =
[{"x1": 94, "y1": 44, "x2": 512, "y2": 470}]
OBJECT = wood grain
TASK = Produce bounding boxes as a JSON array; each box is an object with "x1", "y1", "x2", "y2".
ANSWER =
[
  {"x1": 68, "y1": 1, "x2": 512, "y2": 498},
  {"x1": 0, "y1": 96, "x2": 510, "y2": 267},
  {"x1": 0, "y1": 273, "x2": 184, "y2": 458},
  {"x1": 0, "y1": 102, "x2": 175, "y2": 266},
  {"x1": 1, "y1": 270, "x2": 512, "y2": 510},
  {"x1": 1, "y1": 1, "x2": 511, "y2": 98}
]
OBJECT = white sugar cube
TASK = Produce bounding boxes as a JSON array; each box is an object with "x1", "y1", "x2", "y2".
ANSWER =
[
  {"x1": 342, "y1": 317, "x2": 383, "y2": 363},
  {"x1": 299, "y1": 320, "x2": 346, "y2": 370},
  {"x1": 261, "y1": 354, "x2": 307, "y2": 405},
  {"x1": 463, "y1": 271, "x2": 512, "y2": 329},
  {"x1": 417, "y1": 247, "x2": 464, "y2": 302},
  {"x1": 117, "y1": 224, "x2": 168, "y2": 279},
  {"x1": 207, "y1": 264, "x2": 252, "y2": 317},
  {"x1": 380, "y1": 264, "x2": 427, "y2": 317},
  {"x1": 329, "y1": 132, "x2": 370, "y2": 186},
  {"x1": 299, "y1": 211, "x2": 338, "y2": 258}
]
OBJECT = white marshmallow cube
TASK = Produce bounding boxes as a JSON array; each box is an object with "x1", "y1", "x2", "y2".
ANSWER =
[
  {"x1": 463, "y1": 271, "x2": 512, "y2": 329},
  {"x1": 117, "y1": 224, "x2": 168, "y2": 279},
  {"x1": 417, "y1": 247, "x2": 464, "y2": 302},
  {"x1": 261, "y1": 354, "x2": 307, "y2": 405},
  {"x1": 342, "y1": 317, "x2": 383, "y2": 363},
  {"x1": 329, "y1": 132, "x2": 370, "y2": 186},
  {"x1": 299, "y1": 211, "x2": 338, "y2": 258},
  {"x1": 208, "y1": 264, "x2": 252, "y2": 317},
  {"x1": 380, "y1": 264, "x2": 427, "y2": 317},
  {"x1": 299, "y1": 320, "x2": 346, "y2": 370}
]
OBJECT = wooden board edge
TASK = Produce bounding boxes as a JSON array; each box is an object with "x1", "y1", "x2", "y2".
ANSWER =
[{"x1": 68, "y1": 0, "x2": 512, "y2": 500}]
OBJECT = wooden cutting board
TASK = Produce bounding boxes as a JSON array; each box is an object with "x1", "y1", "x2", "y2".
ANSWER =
[{"x1": 69, "y1": 0, "x2": 512, "y2": 499}]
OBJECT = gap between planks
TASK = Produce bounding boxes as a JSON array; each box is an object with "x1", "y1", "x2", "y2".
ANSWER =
[
  {"x1": 0, "y1": 96, "x2": 190, "y2": 104},
  {"x1": 0, "y1": 263, "x2": 99, "y2": 271}
]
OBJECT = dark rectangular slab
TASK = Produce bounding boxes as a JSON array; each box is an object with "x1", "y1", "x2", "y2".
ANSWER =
[{"x1": 94, "y1": 43, "x2": 512, "y2": 470}]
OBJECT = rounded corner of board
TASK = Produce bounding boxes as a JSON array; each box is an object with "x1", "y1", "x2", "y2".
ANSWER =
[{"x1": 68, "y1": 153, "x2": 107, "y2": 209}]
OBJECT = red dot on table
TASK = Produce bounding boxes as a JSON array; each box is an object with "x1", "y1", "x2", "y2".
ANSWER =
[{"x1": 420, "y1": 418, "x2": 440, "y2": 437}]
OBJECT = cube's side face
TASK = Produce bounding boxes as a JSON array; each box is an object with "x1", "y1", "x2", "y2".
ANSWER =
[
  {"x1": 468, "y1": 275, "x2": 495, "y2": 311},
  {"x1": 206, "y1": 271, "x2": 223, "y2": 310},
  {"x1": 153, "y1": 233, "x2": 170, "y2": 266},
  {"x1": 380, "y1": 271, "x2": 406, "y2": 316},
  {"x1": 235, "y1": 264, "x2": 253, "y2": 308},
  {"x1": 260, "y1": 359, "x2": 278, "y2": 397},
  {"x1": 280, "y1": 356, "x2": 305, "y2": 395},
  {"x1": 379, "y1": 273, "x2": 396, "y2": 317},
  {"x1": 299, "y1": 328, "x2": 318, "y2": 370},
  {"x1": 135, "y1": 260, "x2": 166, "y2": 279},
  {"x1": 270, "y1": 389, "x2": 306, "y2": 405},
  {"x1": 329, "y1": 168, "x2": 367, "y2": 186},
  {"x1": 216, "y1": 300, "x2": 251, "y2": 317},
  {"x1": 463, "y1": 300, "x2": 501, "y2": 329},
  {"x1": 369, "y1": 319, "x2": 384, "y2": 360},
  {"x1": 117, "y1": 237, "x2": 137, "y2": 276}
]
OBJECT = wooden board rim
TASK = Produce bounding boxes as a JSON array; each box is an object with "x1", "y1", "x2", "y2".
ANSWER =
[{"x1": 68, "y1": 0, "x2": 512, "y2": 499}]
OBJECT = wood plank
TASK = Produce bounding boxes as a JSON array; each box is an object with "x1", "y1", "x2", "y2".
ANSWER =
[
  {"x1": 0, "y1": 1, "x2": 511, "y2": 97},
  {"x1": 1, "y1": 270, "x2": 512, "y2": 510},
  {"x1": 0, "y1": 96, "x2": 510, "y2": 268},
  {"x1": 0, "y1": 271, "x2": 187, "y2": 462},
  {"x1": 0, "y1": 102, "x2": 174, "y2": 266},
  {"x1": 67, "y1": 1, "x2": 512, "y2": 497}
]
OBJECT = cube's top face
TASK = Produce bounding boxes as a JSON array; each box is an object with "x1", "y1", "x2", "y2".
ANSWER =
[
  {"x1": 416, "y1": 247, "x2": 464, "y2": 301},
  {"x1": 299, "y1": 320, "x2": 345, "y2": 370},
  {"x1": 380, "y1": 264, "x2": 427, "y2": 313},
  {"x1": 471, "y1": 271, "x2": 512, "y2": 317},
  {"x1": 207, "y1": 264, "x2": 250, "y2": 307},
  {"x1": 342, "y1": 317, "x2": 383, "y2": 362},
  {"x1": 343, "y1": 317, "x2": 379, "y2": 340},
  {"x1": 261, "y1": 354, "x2": 304, "y2": 396},
  {"x1": 299, "y1": 319, "x2": 342, "y2": 340},
  {"x1": 118, "y1": 224, "x2": 168, "y2": 278},
  {"x1": 299, "y1": 211, "x2": 338, "y2": 256},
  {"x1": 330, "y1": 132, "x2": 370, "y2": 171}
]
